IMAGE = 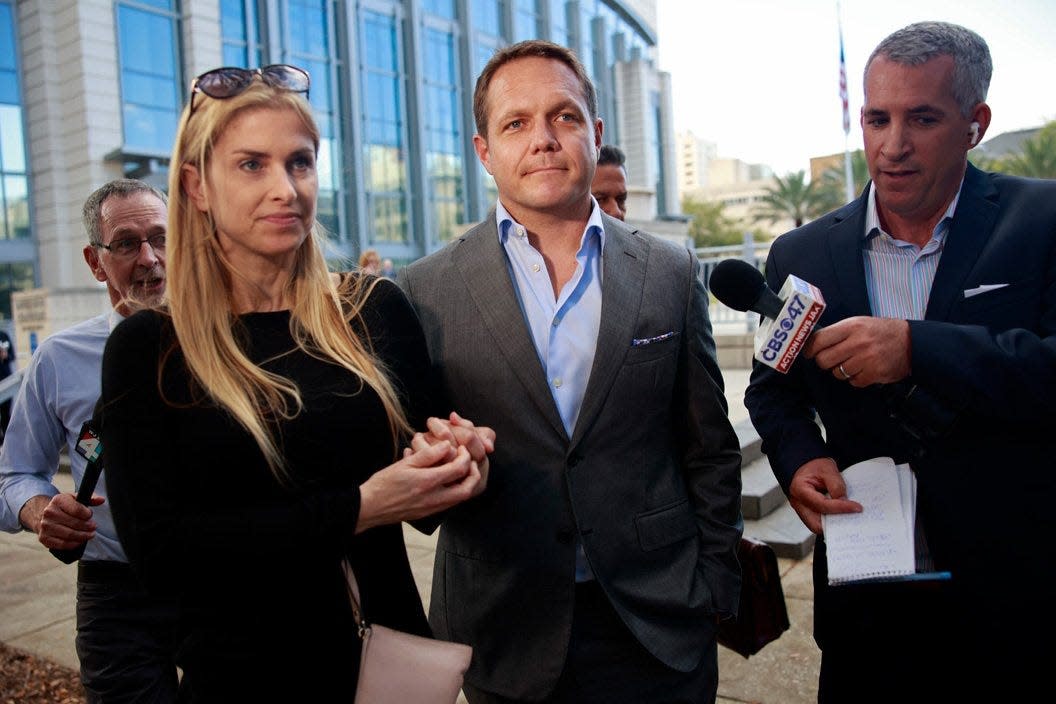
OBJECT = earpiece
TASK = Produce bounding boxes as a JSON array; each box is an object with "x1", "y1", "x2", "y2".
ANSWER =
[{"x1": 969, "y1": 122, "x2": 980, "y2": 145}]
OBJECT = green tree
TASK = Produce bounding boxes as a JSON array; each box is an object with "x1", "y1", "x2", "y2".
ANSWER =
[
  {"x1": 973, "y1": 121, "x2": 1056, "y2": 179},
  {"x1": 752, "y1": 170, "x2": 830, "y2": 229},
  {"x1": 818, "y1": 149, "x2": 869, "y2": 209},
  {"x1": 681, "y1": 196, "x2": 746, "y2": 248}
]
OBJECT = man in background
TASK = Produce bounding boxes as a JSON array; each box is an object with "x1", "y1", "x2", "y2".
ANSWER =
[
  {"x1": 0, "y1": 179, "x2": 177, "y2": 702},
  {"x1": 591, "y1": 144, "x2": 628, "y2": 221},
  {"x1": 400, "y1": 40, "x2": 741, "y2": 703},
  {"x1": 745, "y1": 21, "x2": 1056, "y2": 700}
]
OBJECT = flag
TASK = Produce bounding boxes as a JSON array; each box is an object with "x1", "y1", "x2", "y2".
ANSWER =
[{"x1": 839, "y1": 20, "x2": 850, "y2": 134}]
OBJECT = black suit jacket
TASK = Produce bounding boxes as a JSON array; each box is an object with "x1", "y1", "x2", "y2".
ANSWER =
[
  {"x1": 745, "y1": 165, "x2": 1056, "y2": 651},
  {"x1": 400, "y1": 212, "x2": 742, "y2": 699}
]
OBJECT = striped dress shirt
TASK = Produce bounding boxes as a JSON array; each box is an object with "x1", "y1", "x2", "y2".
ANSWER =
[{"x1": 861, "y1": 180, "x2": 963, "y2": 571}]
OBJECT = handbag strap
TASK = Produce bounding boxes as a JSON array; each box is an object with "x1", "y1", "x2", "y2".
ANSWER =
[{"x1": 341, "y1": 558, "x2": 370, "y2": 636}]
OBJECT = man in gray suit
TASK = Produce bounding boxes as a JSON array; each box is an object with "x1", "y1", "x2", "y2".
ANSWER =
[{"x1": 399, "y1": 40, "x2": 741, "y2": 703}]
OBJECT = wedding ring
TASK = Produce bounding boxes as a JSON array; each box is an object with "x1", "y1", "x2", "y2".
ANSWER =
[{"x1": 838, "y1": 363, "x2": 852, "y2": 380}]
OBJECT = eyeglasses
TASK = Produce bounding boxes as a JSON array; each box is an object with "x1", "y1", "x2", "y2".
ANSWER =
[
  {"x1": 96, "y1": 234, "x2": 166, "y2": 259},
  {"x1": 189, "y1": 65, "x2": 311, "y2": 115}
]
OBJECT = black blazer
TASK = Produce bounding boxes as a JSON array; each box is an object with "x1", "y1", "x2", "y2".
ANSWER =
[{"x1": 745, "y1": 164, "x2": 1056, "y2": 651}]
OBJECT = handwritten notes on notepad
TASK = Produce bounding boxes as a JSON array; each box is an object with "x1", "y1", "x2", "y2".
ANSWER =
[{"x1": 822, "y1": 457, "x2": 916, "y2": 585}]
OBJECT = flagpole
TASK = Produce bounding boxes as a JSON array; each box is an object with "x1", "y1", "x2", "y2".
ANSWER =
[{"x1": 838, "y1": 2, "x2": 854, "y2": 202}]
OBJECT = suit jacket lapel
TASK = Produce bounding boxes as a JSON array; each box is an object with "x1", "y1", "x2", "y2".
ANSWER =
[
  {"x1": 925, "y1": 164, "x2": 999, "y2": 320},
  {"x1": 570, "y1": 218, "x2": 646, "y2": 448},
  {"x1": 826, "y1": 194, "x2": 873, "y2": 318},
  {"x1": 451, "y1": 214, "x2": 567, "y2": 439}
]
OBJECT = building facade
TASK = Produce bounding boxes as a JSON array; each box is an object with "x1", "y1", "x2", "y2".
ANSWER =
[
  {"x1": 0, "y1": 0, "x2": 678, "y2": 355},
  {"x1": 676, "y1": 129, "x2": 715, "y2": 196}
]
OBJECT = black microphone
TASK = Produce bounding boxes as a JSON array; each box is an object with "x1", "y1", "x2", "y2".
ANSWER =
[
  {"x1": 50, "y1": 419, "x2": 104, "y2": 565},
  {"x1": 708, "y1": 258, "x2": 784, "y2": 320},
  {"x1": 709, "y1": 259, "x2": 826, "y2": 374}
]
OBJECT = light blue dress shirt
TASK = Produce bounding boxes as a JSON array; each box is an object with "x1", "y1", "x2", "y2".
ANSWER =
[
  {"x1": 0, "y1": 311, "x2": 128, "y2": 562},
  {"x1": 496, "y1": 200, "x2": 605, "y2": 437},
  {"x1": 496, "y1": 199, "x2": 606, "y2": 580}
]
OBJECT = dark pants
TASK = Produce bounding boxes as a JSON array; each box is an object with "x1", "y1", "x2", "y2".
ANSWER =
[
  {"x1": 75, "y1": 560, "x2": 180, "y2": 704},
  {"x1": 464, "y1": 580, "x2": 717, "y2": 704}
]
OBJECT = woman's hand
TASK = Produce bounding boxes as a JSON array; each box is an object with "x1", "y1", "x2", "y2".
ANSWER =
[{"x1": 356, "y1": 440, "x2": 484, "y2": 533}]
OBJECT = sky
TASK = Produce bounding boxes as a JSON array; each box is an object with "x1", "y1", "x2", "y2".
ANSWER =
[{"x1": 655, "y1": 0, "x2": 1056, "y2": 177}]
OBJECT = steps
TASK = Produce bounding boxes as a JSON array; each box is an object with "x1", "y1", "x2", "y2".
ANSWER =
[{"x1": 733, "y1": 418, "x2": 816, "y2": 559}]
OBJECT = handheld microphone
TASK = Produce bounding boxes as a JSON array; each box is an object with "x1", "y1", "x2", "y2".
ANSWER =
[
  {"x1": 50, "y1": 420, "x2": 104, "y2": 564},
  {"x1": 709, "y1": 259, "x2": 825, "y2": 373},
  {"x1": 709, "y1": 258, "x2": 961, "y2": 455}
]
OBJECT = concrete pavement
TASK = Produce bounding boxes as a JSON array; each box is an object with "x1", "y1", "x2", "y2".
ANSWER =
[{"x1": 0, "y1": 365, "x2": 822, "y2": 703}]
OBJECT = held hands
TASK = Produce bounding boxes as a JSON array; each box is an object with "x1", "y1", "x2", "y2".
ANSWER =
[
  {"x1": 20, "y1": 493, "x2": 104, "y2": 551},
  {"x1": 787, "y1": 458, "x2": 862, "y2": 535},
  {"x1": 409, "y1": 412, "x2": 495, "y2": 471},
  {"x1": 355, "y1": 413, "x2": 495, "y2": 533},
  {"x1": 804, "y1": 316, "x2": 912, "y2": 387}
]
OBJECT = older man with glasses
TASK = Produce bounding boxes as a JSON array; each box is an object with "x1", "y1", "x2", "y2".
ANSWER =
[{"x1": 0, "y1": 179, "x2": 177, "y2": 703}]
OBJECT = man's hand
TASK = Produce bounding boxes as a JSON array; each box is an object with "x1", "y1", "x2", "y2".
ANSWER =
[
  {"x1": 787, "y1": 458, "x2": 862, "y2": 534},
  {"x1": 805, "y1": 316, "x2": 911, "y2": 387},
  {"x1": 406, "y1": 412, "x2": 495, "y2": 490},
  {"x1": 19, "y1": 493, "x2": 104, "y2": 551}
]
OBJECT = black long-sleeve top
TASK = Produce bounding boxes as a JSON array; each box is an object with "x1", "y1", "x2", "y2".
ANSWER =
[{"x1": 101, "y1": 278, "x2": 437, "y2": 701}]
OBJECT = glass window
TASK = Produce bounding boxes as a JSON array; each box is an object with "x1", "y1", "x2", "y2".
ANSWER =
[
  {"x1": 422, "y1": 27, "x2": 464, "y2": 242},
  {"x1": 1, "y1": 174, "x2": 27, "y2": 239},
  {"x1": 0, "y1": 103, "x2": 23, "y2": 173},
  {"x1": 289, "y1": 0, "x2": 328, "y2": 57},
  {"x1": 513, "y1": 0, "x2": 539, "y2": 41},
  {"x1": 549, "y1": 0, "x2": 569, "y2": 46},
  {"x1": 472, "y1": 1, "x2": 502, "y2": 36},
  {"x1": 0, "y1": 1, "x2": 16, "y2": 104},
  {"x1": 220, "y1": 0, "x2": 264, "y2": 68},
  {"x1": 576, "y1": 3, "x2": 594, "y2": 78},
  {"x1": 0, "y1": 3, "x2": 29, "y2": 244},
  {"x1": 474, "y1": 41, "x2": 499, "y2": 78},
  {"x1": 420, "y1": 0, "x2": 456, "y2": 20},
  {"x1": 650, "y1": 91, "x2": 665, "y2": 215},
  {"x1": 472, "y1": 0, "x2": 503, "y2": 77},
  {"x1": 116, "y1": 2, "x2": 181, "y2": 155},
  {"x1": 360, "y1": 9, "x2": 409, "y2": 245},
  {"x1": 286, "y1": 0, "x2": 343, "y2": 239}
]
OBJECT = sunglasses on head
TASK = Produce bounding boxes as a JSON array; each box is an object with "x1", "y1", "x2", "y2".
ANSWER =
[{"x1": 189, "y1": 64, "x2": 311, "y2": 115}]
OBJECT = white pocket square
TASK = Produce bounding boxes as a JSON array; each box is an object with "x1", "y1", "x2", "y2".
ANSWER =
[{"x1": 963, "y1": 283, "x2": 1009, "y2": 299}]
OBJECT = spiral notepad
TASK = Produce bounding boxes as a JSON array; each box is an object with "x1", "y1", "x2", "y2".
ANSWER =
[{"x1": 822, "y1": 457, "x2": 916, "y2": 585}]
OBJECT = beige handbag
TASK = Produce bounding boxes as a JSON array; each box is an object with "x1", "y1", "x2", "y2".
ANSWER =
[{"x1": 342, "y1": 560, "x2": 472, "y2": 704}]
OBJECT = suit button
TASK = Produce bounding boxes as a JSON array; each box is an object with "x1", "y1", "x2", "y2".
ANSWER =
[
  {"x1": 556, "y1": 529, "x2": 574, "y2": 544},
  {"x1": 567, "y1": 454, "x2": 582, "y2": 468}
]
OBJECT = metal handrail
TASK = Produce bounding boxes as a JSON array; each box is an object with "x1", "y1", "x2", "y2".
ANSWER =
[{"x1": 697, "y1": 236, "x2": 769, "y2": 332}]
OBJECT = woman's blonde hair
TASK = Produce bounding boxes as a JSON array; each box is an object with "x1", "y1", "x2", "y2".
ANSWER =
[{"x1": 166, "y1": 78, "x2": 410, "y2": 483}]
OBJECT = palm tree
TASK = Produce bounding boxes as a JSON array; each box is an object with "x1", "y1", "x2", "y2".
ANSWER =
[
  {"x1": 994, "y1": 122, "x2": 1056, "y2": 178},
  {"x1": 752, "y1": 171, "x2": 830, "y2": 229},
  {"x1": 682, "y1": 196, "x2": 742, "y2": 248},
  {"x1": 971, "y1": 121, "x2": 1056, "y2": 179},
  {"x1": 818, "y1": 150, "x2": 869, "y2": 209}
]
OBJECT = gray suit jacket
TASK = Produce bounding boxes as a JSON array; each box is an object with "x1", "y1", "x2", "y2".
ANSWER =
[{"x1": 399, "y1": 212, "x2": 742, "y2": 699}]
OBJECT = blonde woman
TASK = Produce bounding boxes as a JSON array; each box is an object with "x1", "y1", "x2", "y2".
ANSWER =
[{"x1": 99, "y1": 65, "x2": 491, "y2": 700}]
